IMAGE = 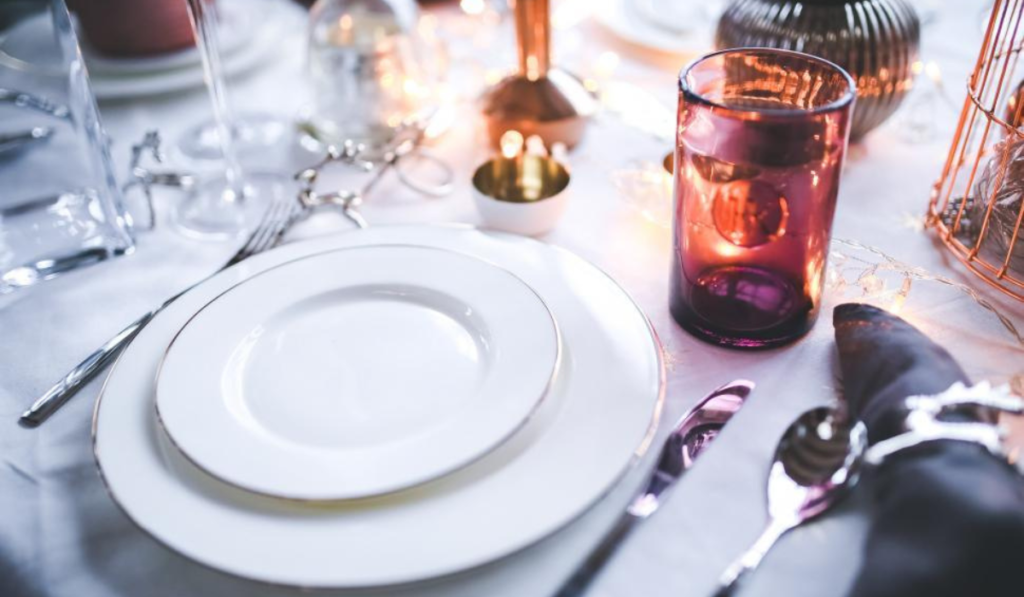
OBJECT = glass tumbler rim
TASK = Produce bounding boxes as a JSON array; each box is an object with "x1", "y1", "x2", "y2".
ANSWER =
[{"x1": 678, "y1": 47, "x2": 857, "y2": 119}]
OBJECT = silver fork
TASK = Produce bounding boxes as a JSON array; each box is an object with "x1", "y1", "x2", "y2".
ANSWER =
[{"x1": 19, "y1": 196, "x2": 305, "y2": 427}]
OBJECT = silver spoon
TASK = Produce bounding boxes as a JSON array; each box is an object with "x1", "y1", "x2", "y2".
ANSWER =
[{"x1": 712, "y1": 406, "x2": 867, "y2": 597}]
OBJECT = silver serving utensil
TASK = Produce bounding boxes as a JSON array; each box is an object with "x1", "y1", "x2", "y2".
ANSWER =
[
  {"x1": 19, "y1": 196, "x2": 305, "y2": 427},
  {"x1": 0, "y1": 126, "x2": 53, "y2": 156},
  {"x1": 712, "y1": 406, "x2": 868, "y2": 597},
  {"x1": 553, "y1": 379, "x2": 755, "y2": 597}
]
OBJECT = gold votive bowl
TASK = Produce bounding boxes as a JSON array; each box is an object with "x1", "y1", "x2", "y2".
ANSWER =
[{"x1": 471, "y1": 155, "x2": 571, "y2": 237}]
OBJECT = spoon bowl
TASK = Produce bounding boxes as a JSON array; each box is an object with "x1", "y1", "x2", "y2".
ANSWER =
[
  {"x1": 770, "y1": 406, "x2": 866, "y2": 521},
  {"x1": 714, "y1": 406, "x2": 867, "y2": 597}
]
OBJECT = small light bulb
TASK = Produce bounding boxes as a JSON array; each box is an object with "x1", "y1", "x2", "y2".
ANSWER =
[
  {"x1": 460, "y1": 0, "x2": 486, "y2": 16},
  {"x1": 525, "y1": 135, "x2": 548, "y2": 157},
  {"x1": 500, "y1": 130, "x2": 524, "y2": 159}
]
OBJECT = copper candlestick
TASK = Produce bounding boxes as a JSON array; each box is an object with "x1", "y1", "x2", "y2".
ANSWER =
[{"x1": 481, "y1": 0, "x2": 595, "y2": 149}]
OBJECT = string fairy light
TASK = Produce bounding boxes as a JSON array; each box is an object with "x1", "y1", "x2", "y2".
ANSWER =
[
  {"x1": 610, "y1": 157, "x2": 1024, "y2": 347},
  {"x1": 828, "y1": 238, "x2": 1023, "y2": 346}
]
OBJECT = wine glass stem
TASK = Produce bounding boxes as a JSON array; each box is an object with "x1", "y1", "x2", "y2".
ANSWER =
[{"x1": 185, "y1": 0, "x2": 244, "y2": 196}]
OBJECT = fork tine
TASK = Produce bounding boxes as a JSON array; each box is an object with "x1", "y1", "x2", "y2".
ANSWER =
[
  {"x1": 226, "y1": 198, "x2": 294, "y2": 267},
  {"x1": 243, "y1": 197, "x2": 302, "y2": 257},
  {"x1": 246, "y1": 199, "x2": 289, "y2": 253},
  {"x1": 236, "y1": 197, "x2": 282, "y2": 255},
  {"x1": 263, "y1": 199, "x2": 303, "y2": 249},
  {"x1": 18, "y1": 193, "x2": 303, "y2": 427}
]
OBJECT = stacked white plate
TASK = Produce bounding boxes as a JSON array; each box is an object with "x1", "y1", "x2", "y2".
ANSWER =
[
  {"x1": 74, "y1": 0, "x2": 288, "y2": 100},
  {"x1": 93, "y1": 225, "x2": 664, "y2": 589},
  {"x1": 593, "y1": 0, "x2": 719, "y2": 58}
]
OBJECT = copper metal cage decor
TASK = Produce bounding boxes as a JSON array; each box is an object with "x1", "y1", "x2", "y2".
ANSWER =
[{"x1": 929, "y1": 0, "x2": 1024, "y2": 301}]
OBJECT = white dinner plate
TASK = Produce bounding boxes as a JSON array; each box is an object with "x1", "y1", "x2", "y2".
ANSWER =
[
  {"x1": 593, "y1": 0, "x2": 716, "y2": 58},
  {"x1": 81, "y1": 0, "x2": 252, "y2": 77},
  {"x1": 87, "y1": 0, "x2": 294, "y2": 100},
  {"x1": 156, "y1": 245, "x2": 560, "y2": 501},
  {"x1": 93, "y1": 226, "x2": 664, "y2": 589}
]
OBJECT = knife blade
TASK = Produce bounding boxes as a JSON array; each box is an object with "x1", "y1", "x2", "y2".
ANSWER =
[
  {"x1": 552, "y1": 379, "x2": 755, "y2": 597},
  {"x1": 0, "y1": 126, "x2": 53, "y2": 156}
]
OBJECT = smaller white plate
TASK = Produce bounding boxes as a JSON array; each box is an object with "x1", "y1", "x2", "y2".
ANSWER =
[
  {"x1": 156, "y1": 245, "x2": 559, "y2": 501},
  {"x1": 594, "y1": 0, "x2": 716, "y2": 57}
]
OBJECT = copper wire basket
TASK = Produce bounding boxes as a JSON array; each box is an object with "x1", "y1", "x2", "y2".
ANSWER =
[{"x1": 928, "y1": 0, "x2": 1024, "y2": 302}]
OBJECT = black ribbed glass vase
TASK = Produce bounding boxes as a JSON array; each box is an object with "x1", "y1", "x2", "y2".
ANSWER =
[{"x1": 716, "y1": 0, "x2": 920, "y2": 140}]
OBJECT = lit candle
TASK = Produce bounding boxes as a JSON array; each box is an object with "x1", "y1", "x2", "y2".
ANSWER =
[{"x1": 472, "y1": 130, "x2": 571, "y2": 236}]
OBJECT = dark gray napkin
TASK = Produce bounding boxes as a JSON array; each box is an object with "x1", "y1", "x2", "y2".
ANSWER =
[{"x1": 834, "y1": 303, "x2": 1024, "y2": 597}]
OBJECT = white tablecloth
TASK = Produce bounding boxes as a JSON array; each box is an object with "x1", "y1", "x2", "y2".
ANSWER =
[{"x1": 2, "y1": 2, "x2": 1022, "y2": 596}]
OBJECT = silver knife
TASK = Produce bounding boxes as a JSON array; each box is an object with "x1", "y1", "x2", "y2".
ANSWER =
[
  {"x1": 552, "y1": 379, "x2": 755, "y2": 597},
  {"x1": 0, "y1": 126, "x2": 54, "y2": 156}
]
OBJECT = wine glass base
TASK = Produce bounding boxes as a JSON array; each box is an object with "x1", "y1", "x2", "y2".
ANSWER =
[
  {"x1": 172, "y1": 171, "x2": 295, "y2": 241},
  {"x1": 177, "y1": 113, "x2": 291, "y2": 161}
]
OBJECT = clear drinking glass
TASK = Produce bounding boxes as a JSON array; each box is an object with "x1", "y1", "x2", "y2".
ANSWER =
[
  {"x1": 670, "y1": 48, "x2": 855, "y2": 348},
  {"x1": 174, "y1": 0, "x2": 292, "y2": 239},
  {"x1": 306, "y1": 0, "x2": 435, "y2": 154},
  {"x1": 0, "y1": 0, "x2": 134, "y2": 294}
]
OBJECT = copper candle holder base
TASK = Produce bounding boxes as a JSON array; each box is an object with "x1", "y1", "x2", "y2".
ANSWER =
[
  {"x1": 481, "y1": 0, "x2": 594, "y2": 150},
  {"x1": 482, "y1": 68, "x2": 595, "y2": 150}
]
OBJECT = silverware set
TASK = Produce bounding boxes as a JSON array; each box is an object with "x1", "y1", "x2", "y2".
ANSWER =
[{"x1": 554, "y1": 396, "x2": 868, "y2": 597}]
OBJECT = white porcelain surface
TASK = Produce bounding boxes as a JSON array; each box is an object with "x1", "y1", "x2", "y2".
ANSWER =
[
  {"x1": 594, "y1": 0, "x2": 714, "y2": 57},
  {"x1": 156, "y1": 244, "x2": 559, "y2": 501},
  {"x1": 86, "y1": 0, "x2": 285, "y2": 100},
  {"x1": 473, "y1": 187, "x2": 569, "y2": 237},
  {"x1": 93, "y1": 226, "x2": 664, "y2": 589},
  {"x1": 80, "y1": 0, "x2": 252, "y2": 77}
]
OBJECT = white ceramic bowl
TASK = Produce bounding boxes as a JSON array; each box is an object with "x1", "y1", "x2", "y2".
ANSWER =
[{"x1": 472, "y1": 155, "x2": 570, "y2": 236}]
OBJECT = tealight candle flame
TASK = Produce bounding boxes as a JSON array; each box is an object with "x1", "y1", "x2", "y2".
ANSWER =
[
  {"x1": 593, "y1": 51, "x2": 620, "y2": 79},
  {"x1": 424, "y1": 104, "x2": 455, "y2": 140},
  {"x1": 525, "y1": 134, "x2": 548, "y2": 157},
  {"x1": 501, "y1": 130, "x2": 525, "y2": 159},
  {"x1": 460, "y1": 0, "x2": 486, "y2": 16},
  {"x1": 550, "y1": 142, "x2": 569, "y2": 166}
]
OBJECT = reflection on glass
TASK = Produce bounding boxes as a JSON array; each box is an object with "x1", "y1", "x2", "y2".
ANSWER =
[
  {"x1": 174, "y1": 0, "x2": 292, "y2": 239},
  {"x1": 670, "y1": 49, "x2": 855, "y2": 348},
  {"x1": 306, "y1": 0, "x2": 435, "y2": 153},
  {"x1": 0, "y1": 0, "x2": 134, "y2": 294}
]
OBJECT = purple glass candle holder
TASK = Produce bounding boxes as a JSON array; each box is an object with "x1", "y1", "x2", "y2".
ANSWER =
[{"x1": 670, "y1": 48, "x2": 856, "y2": 349}]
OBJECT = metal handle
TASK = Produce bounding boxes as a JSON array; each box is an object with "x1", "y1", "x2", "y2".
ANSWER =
[
  {"x1": 713, "y1": 518, "x2": 792, "y2": 597},
  {"x1": 552, "y1": 513, "x2": 640, "y2": 597},
  {"x1": 19, "y1": 310, "x2": 156, "y2": 427}
]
